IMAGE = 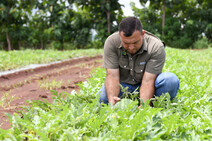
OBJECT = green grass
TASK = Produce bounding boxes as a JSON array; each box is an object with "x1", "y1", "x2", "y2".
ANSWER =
[
  {"x1": 0, "y1": 47, "x2": 212, "y2": 140},
  {"x1": 0, "y1": 49, "x2": 103, "y2": 71}
]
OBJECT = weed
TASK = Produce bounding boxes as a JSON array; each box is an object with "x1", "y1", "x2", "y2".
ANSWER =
[
  {"x1": 0, "y1": 91, "x2": 20, "y2": 109},
  {"x1": 39, "y1": 79, "x2": 63, "y2": 90}
]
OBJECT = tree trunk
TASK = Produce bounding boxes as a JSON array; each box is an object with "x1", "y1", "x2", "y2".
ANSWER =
[
  {"x1": 0, "y1": 42, "x2": 4, "y2": 50},
  {"x1": 106, "y1": 11, "x2": 111, "y2": 34},
  {"x1": 162, "y1": 0, "x2": 165, "y2": 37},
  {"x1": 41, "y1": 39, "x2": 44, "y2": 49},
  {"x1": 6, "y1": 30, "x2": 12, "y2": 51},
  {"x1": 60, "y1": 40, "x2": 64, "y2": 50},
  {"x1": 17, "y1": 41, "x2": 21, "y2": 50}
]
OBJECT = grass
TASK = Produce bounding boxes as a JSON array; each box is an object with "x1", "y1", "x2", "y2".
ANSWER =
[
  {"x1": 0, "y1": 47, "x2": 212, "y2": 140},
  {"x1": 0, "y1": 49, "x2": 103, "y2": 71}
]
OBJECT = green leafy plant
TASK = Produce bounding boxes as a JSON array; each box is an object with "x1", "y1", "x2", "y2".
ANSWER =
[
  {"x1": 193, "y1": 37, "x2": 210, "y2": 49},
  {"x1": 0, "y1": 47, "x2": 212, "y2": 140}
]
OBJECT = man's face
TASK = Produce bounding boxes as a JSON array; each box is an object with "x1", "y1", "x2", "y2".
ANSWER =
[{"x1": 120, "y1": 30, "x2": 144, "y2": 55}]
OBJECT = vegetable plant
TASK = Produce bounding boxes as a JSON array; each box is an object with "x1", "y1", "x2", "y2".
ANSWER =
[{"x1": 0, "y1": 47, "x2": 211, "y2": 140}]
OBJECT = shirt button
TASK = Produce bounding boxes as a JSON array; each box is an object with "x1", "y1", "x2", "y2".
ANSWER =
[{"x1": 124, "y1": 65, "x2": 126, "y2": 68}]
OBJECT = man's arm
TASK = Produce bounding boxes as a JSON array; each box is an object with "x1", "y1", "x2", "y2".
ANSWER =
[
  {"x1": 105, "y1": 69, "x2": 120, "y2": 105},
  {"x1": 139, "y1": 72, "x2": 157, "y2": 103}
]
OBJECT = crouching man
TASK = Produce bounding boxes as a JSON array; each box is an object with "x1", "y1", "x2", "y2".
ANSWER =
[{"x1": 98, "y1": 17, "x2": 179, "y2": 105}]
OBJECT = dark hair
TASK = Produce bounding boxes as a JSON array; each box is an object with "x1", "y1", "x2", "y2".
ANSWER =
[{"x1": 118, "y1": 17, "x2": 143, "y2": 37}]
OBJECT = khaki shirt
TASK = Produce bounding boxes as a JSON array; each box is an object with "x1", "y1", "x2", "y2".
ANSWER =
[{"x1": 103, "y1": 30, "x2": 166, "y2": 85}]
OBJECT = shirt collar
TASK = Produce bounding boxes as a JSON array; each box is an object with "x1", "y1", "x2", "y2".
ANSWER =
[
  {"x1": 138, "y1": 38, "x2": 147, "y2": 54},
  {"x1": 118, "y1": 35, "x2": 122, "y2": 48}
]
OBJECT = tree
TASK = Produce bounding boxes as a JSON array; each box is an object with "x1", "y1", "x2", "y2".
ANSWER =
[
  {"x1": 133, "y1": 0, "x2": 211, "y2": 48},
  {"x1": 0, "y1": 0, "x2": 35, "y2": 50},
  {"x1": 0, "y1": 0, "x2": 124, "y2": 50},
  {"x1": 131, "y1": 1, "x2": 161, "y2": 36},
  {"x1": 27, "y1": 9, "x2": 49, "y2": 49},
  {"x1": 75, "y1": 0, "x2": 123, "y2": 42},
  {"x1": 69, "y1": 8, "x2": 93, "y2": 48},
  {"x1": 0, "y1": 0, "x2": 19, "y2": 50},
  {"x1": 32, "y1": 0, "x2": 75, "y2": 50}
]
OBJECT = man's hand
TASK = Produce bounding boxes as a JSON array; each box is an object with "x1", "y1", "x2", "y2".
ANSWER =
[{"x1": 109, "y1": 96, "x2": 121, "y2": 105}]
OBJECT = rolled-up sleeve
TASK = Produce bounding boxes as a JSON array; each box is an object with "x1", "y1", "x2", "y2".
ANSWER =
[{"x1": 103, "y1": 35, "x2": 120, "y2": 69}]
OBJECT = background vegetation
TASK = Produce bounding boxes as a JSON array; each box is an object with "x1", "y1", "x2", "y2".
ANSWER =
[{"x1": 0, "y1": 0, "x2": 211, "y2": 51}]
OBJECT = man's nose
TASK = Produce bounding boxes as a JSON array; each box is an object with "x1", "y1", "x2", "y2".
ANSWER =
[{"x1": 129, "y1": 44, "x2": 134, "y2": 49}]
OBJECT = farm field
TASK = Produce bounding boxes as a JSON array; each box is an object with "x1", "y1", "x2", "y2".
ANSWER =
[
  {"x1": 0, "y1": 49, "x2": 103, "y2": 71},
  {"x1": 0, "y1": 49, "x2": 102, "y2": 129},
  {"x1": 0, "y1": 47, "x2": 212, "y2": 140}
]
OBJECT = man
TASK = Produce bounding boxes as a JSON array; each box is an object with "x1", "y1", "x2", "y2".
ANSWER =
[{"x1": 98, "y1": 17, "x2": 179, "y2": 105}]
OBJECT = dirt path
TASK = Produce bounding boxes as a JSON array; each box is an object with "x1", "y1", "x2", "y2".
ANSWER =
[{"x1": 0, "y1": 55, "x2": 103, "y2": 130}]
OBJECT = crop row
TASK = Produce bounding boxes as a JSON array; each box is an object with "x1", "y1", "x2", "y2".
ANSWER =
[{"x1": 0, "y1": 47, "x2": 212, "y2": 140}]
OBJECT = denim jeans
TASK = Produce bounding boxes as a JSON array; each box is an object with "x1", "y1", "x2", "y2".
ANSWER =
[{"x1": 97, "y1": 72, "x2": 180, "y2": 104}]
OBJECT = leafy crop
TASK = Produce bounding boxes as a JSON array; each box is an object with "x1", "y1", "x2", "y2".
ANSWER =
[{"x1": 0, "y1": 47, "x2": 212, "y2": 140}]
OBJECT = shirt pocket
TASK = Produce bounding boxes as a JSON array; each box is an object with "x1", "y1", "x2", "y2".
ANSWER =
[
  {"x1": 134, "y1": 62, "x2": 146, "y2": 82},
  {"x1": 119, "y1": 56, "x2": 130, "y2": 81}
]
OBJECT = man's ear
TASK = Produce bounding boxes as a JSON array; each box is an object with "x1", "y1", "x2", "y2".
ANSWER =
[
  {"x1": 142, "y1": 30, "x2": 145, "y2": 36},
  {"x1": 119, "y1": 31, "x2": 122, "y2": 36}
]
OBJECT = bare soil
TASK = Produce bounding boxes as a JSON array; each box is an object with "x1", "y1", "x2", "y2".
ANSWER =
[{"x1": 0, "y1": 55, "x2": 103, "y2": 130}]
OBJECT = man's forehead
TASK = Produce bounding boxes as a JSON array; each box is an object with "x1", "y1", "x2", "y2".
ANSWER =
[
  {"x1": 120, "y1": 31, "x2": 142, "y2": 43},
  {"x1": 122, "y1": 38, "x2": 141, "y2": 44}
]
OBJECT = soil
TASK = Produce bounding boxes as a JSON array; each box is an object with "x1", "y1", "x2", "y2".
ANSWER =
[{"x1": 0, "y1": 55, "x2": 103, "y2": 130}]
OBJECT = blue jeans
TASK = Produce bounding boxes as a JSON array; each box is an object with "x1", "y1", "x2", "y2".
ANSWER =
[{"x1": 97, "y1": 72, "x2": 179, "y2": 104}]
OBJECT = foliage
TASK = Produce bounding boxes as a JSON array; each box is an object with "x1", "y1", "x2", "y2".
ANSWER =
[
  {"x1": 0, "y1": 47, "x2": 212, "y2": 140},
  {"x1": 50, "y1": 41, "x2": 63, "y2": 50},
  {"x1": 69, "y1": 9, "x2": 93, "y2": 49},
  {"x1": 132, "y1": 0, "x2": 211, "y2": 48},
  {"x1": 27, "y1": 4, "x2": 49, "y2": 49},
  {"x1": 131, "y1": 1, "x2": 162, "y2": 36},
  {"x1": 193, "y1": 37, "x2": 211, "y2": 49},
  {"x1": 0, "y1": 0, "x2": 34, "y2": 50},
  {"x1": 0, "y1": 0, "x2": 211, "y2": 50},
  {"x1": 75, "y1": 0, "x2": 123, "y2": 42},
  {"x1": 0, "y1": 0, "x2": 96, "y2": 50},
  {"x1": 0, "y1": 49, "x2": 103, "y2": 71},
  {"x1": 85, "y1": 40, "x2": 104, "y2": 49}
]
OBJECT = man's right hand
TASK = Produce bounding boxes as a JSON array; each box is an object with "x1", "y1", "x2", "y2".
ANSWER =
[{"x1": 109, "y1": 96, "x2": 121, "y2": 105}]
